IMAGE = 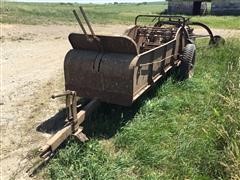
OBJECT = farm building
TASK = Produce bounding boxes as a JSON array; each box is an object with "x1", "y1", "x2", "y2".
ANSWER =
[
  {"x1": 211, "y1": 0, "x2": 240, "y2": 15},
  {"x1": 167, "y1": 0, "x2": 240, "y2": 15},
  {"x1": 167, "y1": 0, "x2": 209, "y2": 15}
]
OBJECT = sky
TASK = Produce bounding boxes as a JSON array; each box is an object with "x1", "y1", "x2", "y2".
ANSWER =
[{"x1": 12, "y1": 0, "x2": 164, "y2": 3}]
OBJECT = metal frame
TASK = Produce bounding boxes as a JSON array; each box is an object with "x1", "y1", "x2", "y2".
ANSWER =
[
  {"x1": 32, "y1": 9, "x2": 223, "y2": 175},
  {"x1": 40, "y1": 91, "x2": 100, "y2": 160},
  {"x1": 188, "y1": 21, "x2": 215, "y2": 43},
  {"x1": 134, "y1": 14, "x2": 189, "y2": 25},
  {"x1": 134, "y1": 14, "x2": 218, "y2": 44}
]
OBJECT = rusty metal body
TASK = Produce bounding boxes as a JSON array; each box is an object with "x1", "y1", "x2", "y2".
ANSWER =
[
  {"x1": 64, "y1": 16, "x2": 195, "y2": 106},
  {"x1": 34, "y1": 9, "x2": 223, "y2": 173}
]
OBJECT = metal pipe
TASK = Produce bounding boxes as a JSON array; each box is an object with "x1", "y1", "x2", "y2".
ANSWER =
[
  {"x1": 51, "y1": 90, "x2": 75, "y2": 99},
  {"x1": 135, "y1": 15, "x2": 186, "y2": 25},
  {"x1": 79, "y1": 6, "x2": 95, "y2": 36},
  {"x1": 73, "y1": 10, "x2": 87, "y2": 35},
  {"x1": 188, "y1": 21, "x2": 214, "y2": 43}
]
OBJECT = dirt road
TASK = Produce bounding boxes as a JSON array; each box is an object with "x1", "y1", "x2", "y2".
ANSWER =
[
  {"x1": 1, "y1": 24, "x2": 239, "y2": 180},
  {"x1": 1, "y1": 24, "x2": 129, "y2": 180}
]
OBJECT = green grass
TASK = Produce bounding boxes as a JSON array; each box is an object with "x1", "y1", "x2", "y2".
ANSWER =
[
  {"x1": 191, "y1": 16, "x2": 240, "y2": 29},
  {"x1": 1, "y1": 2, "x2": 166, "y2": 25},
  {"x1": 46, "y1": 40, "x2": 240, "y2": 179},
  {"x1": 1, "y1": 2, "x2": 240, "y2": 29}
]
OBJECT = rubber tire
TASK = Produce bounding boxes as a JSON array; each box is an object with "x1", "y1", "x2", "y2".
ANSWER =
[{"x1": 178, "y1": 44, "x2": 196, "y2": 81}]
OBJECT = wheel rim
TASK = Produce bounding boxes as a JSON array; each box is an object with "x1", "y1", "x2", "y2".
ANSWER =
[
  {"x1": 188, "y1": 52, "x2": 196, "y2": 78},
  {"x1": 189, "y1": 68, "x2": 194, "y2": 78}
]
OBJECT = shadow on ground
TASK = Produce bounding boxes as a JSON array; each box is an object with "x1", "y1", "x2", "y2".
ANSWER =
[
  {"x1": 36, "y1": 70, "x2": 174, "y2": 139},
  {"x1": 36, "y1": 108, "x2": 67, "y2": 134}
]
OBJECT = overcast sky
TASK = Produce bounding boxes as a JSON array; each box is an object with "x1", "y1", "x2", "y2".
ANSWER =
[{"x1": 11, "y1": 0, "x2": 164, "y2": 3}]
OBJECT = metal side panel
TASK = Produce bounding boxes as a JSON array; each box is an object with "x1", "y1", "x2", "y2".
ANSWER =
[
  {"x1": 64, "y1": 33, "x2": 139, "y2": 106},
  {"x1": 68, "y1": 33, "x2": 138, "y2": 54},
  {"x1": 64, "y1": 49, "x2": 136, "y2": 106},
  {"x1": 131, "y1": 38, "x2": 180, "y2": 102}
]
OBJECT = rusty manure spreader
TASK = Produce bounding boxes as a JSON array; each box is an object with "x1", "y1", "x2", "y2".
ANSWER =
[{"x1": 38, "y1": 7, "x2": 224, "y2": 163}]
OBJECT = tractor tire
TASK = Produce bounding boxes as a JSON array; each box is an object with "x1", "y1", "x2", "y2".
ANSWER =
[{"x1": 178, "y1": 43, "x2": 196, "y2": 81}]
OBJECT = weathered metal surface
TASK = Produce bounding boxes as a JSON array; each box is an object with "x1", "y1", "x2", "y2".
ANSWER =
[
  {"x1": 64, "y1": 14, "x2": 222, "y2": 106},
  {"x1": 68, "y1": 33, "x2": 138, "y2": 54},
  {"x1": 65, "y1": 16, "x2": 190, "y2": 106},
  {"x1": 37, "y1": 8, "x2": 223, "y2": 169},
  {"x1": 65, "y1": 34, "x2": 138, "y2": 106}
]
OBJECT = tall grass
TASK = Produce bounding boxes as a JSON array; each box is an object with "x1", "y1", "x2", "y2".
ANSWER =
[
  {"x1": 1, "y1": 2, "x2": 240, "y2": 29},
  {"x1": 46, "y1": 40, "x2": 240, "y2": 179}
]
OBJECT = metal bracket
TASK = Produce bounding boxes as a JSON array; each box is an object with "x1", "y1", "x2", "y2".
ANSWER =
[{"x1": 39, "y1": 91, "x2": 100, "y2": 160}]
